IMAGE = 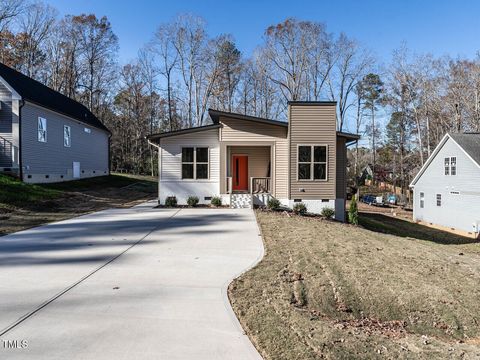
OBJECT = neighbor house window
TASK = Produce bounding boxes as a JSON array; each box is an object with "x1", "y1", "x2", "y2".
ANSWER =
[
  {"x1": 298, "y1": 145, "x2": 327, "y2": 180},
  {"x1": 38, "y1": 117, "x2": 47, "y2": 142},
  {"x1": 436, "y1": 194, "x2": 441, "y2": 206},
  {"x1": 444, "y1": 157, "x2": 450, "y2": 175},
  {"x1": 450, "y1": 157, "x2": 456, "y2": 175},
  {"x1": 181, "y1": 147, "x2": 209, "y2": 179},
  {"x1": 64, "y1": 125, "x2": 71, "y2": 147},
  {"x1": 420, "y1": 192, "x2": 424, "y2": 208}
]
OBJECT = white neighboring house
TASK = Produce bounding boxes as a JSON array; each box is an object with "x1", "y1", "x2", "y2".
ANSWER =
[{"x1": 410, "y1": 133, "x2": 480, "y2": 238}]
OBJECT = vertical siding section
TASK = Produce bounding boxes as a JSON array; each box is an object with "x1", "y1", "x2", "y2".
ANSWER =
[
  {"x1": 21, "y1": 102, "x2": 109, "y2": 182},
  {"x1": 220, "y1": 117, "x2": 289, "y2": 199},
  {"x1": 336, "y1": 137, "x2": 347, "y2": 199},
  {"x1": 289, "y1": 104, "x2": 337, "y2": 199},
  {"x1": 413, "y1": 137, "x2": 480, "y2": 233},
  {"x1": 0, "y1": 82, "x2": 13, "y2": 167}
]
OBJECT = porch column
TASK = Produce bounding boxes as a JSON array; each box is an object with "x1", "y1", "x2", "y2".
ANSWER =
[{"x1": 220, "y1": 142, "x2": 227, "y2": 194}]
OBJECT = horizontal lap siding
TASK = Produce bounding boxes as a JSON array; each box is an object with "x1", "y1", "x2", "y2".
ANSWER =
[
  {"x1": 160, "y1": 129, "x2": 220, "y2": 182},
  {"x1": 230, "y1": 146, "x2": 270, "y2": 181},
  {"x1": 21, "y1": 102, "x2": 109, "y2": 175},
  {"x1": 289, "y1": 105, "x2": 337, "y2": 199},
  {"x1": 220, "y1": 117, "x2": 288, "y2": 198},
  {"x1": 413, "y1": 137, "x2": 480, "y2": 232}
]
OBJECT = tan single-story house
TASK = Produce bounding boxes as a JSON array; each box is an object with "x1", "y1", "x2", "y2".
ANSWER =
[{"x1": 147, "y1": 101, "x2": 359, "y2": 221}]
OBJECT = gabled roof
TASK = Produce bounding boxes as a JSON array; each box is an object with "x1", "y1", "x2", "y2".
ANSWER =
[
  {"x1": 410, "y1": 133, "x2": 480, "y2": 187},
  {"x1": 0, "y1": 62, "x2": 109, "y2": 133},
  {"x1": 147, "y1": 124, "x2": 221, "y2": 141},
  {"x1": 208, "y1": 109, "x2": 288, "y2": 128},
  {"x1": 450, "y1": 133, "x2": 480, "y2": 166}
]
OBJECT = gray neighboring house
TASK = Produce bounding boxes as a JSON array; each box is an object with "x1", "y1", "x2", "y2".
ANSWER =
[
  {"x1": 410, "y1": 133, "x2": 480, "y2": 237},
  {"x1": 0, "y1": 63, "x2": 110, "y2": 183}
]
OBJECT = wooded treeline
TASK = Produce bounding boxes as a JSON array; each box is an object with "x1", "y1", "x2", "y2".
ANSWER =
[{"x1": 2, "y1": 0, "x2": 480, "y2": 189}]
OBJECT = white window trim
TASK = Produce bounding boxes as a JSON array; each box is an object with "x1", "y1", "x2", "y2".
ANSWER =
[
  {"x1": 38, "y1": 117, "x2": 47, "y2": 143},
  {"x1": 297, "y1": 144, "x2": 328, "y2": 182},
  {"x1": 181, "y1": 146, "x2": 210, "y2": 180},
  {"x1": 64, "y1": 125, "x2": 71, "y2": 148}
]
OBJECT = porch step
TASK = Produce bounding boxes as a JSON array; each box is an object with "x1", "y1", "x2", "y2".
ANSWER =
[{"x1": 230, "y1": 193, "x2": 253, "y2": 209}]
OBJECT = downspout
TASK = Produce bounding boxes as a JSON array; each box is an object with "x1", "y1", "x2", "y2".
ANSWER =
[
  {"x1": 147, "y1": 137, "x2": 161, "y2": 204},
  {"x1": 18, "y1": 99, "x2": 25, "y2": 181}
]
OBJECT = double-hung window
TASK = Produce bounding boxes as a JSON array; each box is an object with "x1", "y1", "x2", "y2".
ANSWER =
[
  {"x1": 444, "y1": 157, "x2": 450, "y2": 175},
  {"x1": 450, "y1": 157, "x2": 456, "y2": 175},
  {"x1": 436, "y1": 194, "x2": 442, "y2": 207},
  {"x1": 298, "y1": 145, "x2": 327, "y2": 181},
  {"x1": 38, "y1": 117, "x2": 47, "y2": 142},
  {"x1": 64, "y1": 125, "x2": 71, "y2": 147},
  {"x1": 420, "y1": 192, "x2": 424, "y2": 208},
  {"x1": 181, "y1": 147, "x2": 209, "y2": 179}
]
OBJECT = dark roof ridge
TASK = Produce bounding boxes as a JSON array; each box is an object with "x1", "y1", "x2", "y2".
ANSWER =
[{"x1": 0, "y1": 62, "x2": 109, "y2": 133}]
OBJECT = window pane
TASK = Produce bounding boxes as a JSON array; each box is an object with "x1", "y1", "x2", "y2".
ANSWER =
[
  {"x1": 182, "y1": 148, "x2": 194, "y2": 162},
  {"x1": 313, "y1": 163, "x2": 327, "y2": 180},
  {"x1": 196, "y1": 147, "x2": 208, "y2": 162},
  {"x1": 196, "y1": 164, "x2": 208, "y2": 179},
  {"x1": 298, "y1": 146, "x2": 311, "y2": 162},
  {"x1": 182, "y1": 164, "x2": 194, "y2": 179},
  {"x1": 314, "y1": 146, "x2": 326, "y2": 162},
  {"x1": 298, "y1": 163, "x2": 311, "y2": 180}
]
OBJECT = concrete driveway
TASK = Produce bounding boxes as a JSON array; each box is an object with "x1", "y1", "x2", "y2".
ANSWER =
[{"x1": 0, "y1": 203, "x2": 264, "y2": 359}]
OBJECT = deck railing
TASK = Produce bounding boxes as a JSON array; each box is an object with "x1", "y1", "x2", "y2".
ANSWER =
[
  {"x1": 0, "y1": 135, "x2": 18, "y2": 167},
  {"x1": 250, "y1": 177, "x2": 271, "y2": 194}
]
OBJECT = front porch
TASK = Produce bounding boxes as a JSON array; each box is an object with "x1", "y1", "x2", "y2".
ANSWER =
[
  {"x1": 0, "y1": 135, "x2": 19, "y2": 177},
  {"x1": 220, "y1": 144, "x2": 274, "y2": 208}
]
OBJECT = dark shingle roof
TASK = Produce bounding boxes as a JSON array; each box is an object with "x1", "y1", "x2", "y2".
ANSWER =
[
  {"x1": 0, "y1": 62, "x2": 109, "y2": 133},
  {"x1": 450, "y1": 133, "x2": 480, "y2": 166}
]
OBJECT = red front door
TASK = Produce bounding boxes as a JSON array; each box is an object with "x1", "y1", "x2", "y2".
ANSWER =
[{"x1": 232, "y1": 155, "x2": 248, "y2": 191}]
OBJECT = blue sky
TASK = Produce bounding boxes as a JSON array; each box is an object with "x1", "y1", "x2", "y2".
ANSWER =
[{"x1": 46, "y1": 0, "x2": 480, "y2": 65}]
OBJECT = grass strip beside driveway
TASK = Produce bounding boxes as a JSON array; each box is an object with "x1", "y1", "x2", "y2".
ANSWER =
[{"x1": 229, "y1": 210, "x2": 480, "y2": 359}]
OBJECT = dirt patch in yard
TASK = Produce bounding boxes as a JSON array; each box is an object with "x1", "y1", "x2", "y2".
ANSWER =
[
  {"x1": 229, "y1": 210, "x2": 480, "y2": 359},
  {"x1": 0, "y1": 174, "x2": 157, "y2": 236}
]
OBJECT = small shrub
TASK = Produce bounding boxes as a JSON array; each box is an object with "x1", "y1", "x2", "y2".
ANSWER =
[
  {"x1": 294, "y1": 281, "x2": 308, "y2": 307},
  {"x1": 321, "y1": 207, "x2": 335, "y2": 219},
  {"x1": 349, "y1": 194, "x2": 359, "y2": 225},
  {"x1": 293, "y1": 202, "x2": 307, "y2": 215},
  {"x1": 165, "y1": 196, "x2": 177, "y2": 207},
  {"x1": 187, "y1": 195, "x2": 199, "y2": 207},
  {"x1": 267, "y1": 198, "x2": 281, "y2": 210},
  {"x1": 211, "y1": 196, "x2": 222, "y2": 207}
]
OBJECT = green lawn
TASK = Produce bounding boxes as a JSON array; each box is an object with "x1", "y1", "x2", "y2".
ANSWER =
[
  {"x1": 229, "y1": 210, "x2": 480, "y2": 359},
  {"x1": 0, "y1": 173, "x2": 61, "y2": 207},
  {"x1": 0, "y1": 173, "x2": 157, "y2": 235}
]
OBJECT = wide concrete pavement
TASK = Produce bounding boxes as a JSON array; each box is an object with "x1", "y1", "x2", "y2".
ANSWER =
[{"x1": 0, "y1": 203, "x2": 264, "y2": 359}]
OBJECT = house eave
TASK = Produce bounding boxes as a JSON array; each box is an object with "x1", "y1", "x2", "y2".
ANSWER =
[{"x1": 147, "y1": 124, "x2": 221, "y2": 142}]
